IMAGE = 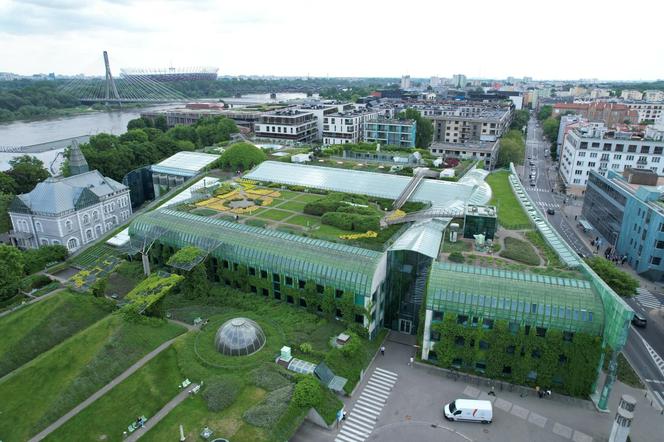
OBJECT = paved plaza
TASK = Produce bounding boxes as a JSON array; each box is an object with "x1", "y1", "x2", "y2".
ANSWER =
[{"x1": 292, "y1": 331, "x2": 664, "y2": 442}]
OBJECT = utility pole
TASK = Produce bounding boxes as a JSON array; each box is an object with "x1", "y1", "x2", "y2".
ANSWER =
[{"x1": 103, "y1": 50, "x2": 121, "y2": 106}]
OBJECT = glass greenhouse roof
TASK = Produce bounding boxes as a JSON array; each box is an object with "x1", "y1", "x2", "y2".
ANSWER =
[
  {"x1": 388, "y1": 218, "x2": 449, "y2": 259},
  {"x1": 151, "y1": 151, "x2": 220, "y2": 177},
  {"x1": 426, "y1": 262, "x2": 605, "y2": 335},
  {"x1": 129, "y1": 209, "x2": 383, "y2": 296},
  {"x1": 245, "y1": 161, "x2": 491, "y2": 210}
]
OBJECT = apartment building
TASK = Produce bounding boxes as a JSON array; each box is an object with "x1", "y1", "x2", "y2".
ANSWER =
[
  {"x1": 322, "y1": 108, "x2": 382, "y2": 145},
  {"x1": 429, "y1": 140, "x2": 499, "y2": 170},
  {"x1": 625, "y1": 102, "x2": 664, "y2": 123},
  {"x1": 559, "y1": 120, "x2": 664, "y2": 192},
  {"x1": 364, "y1": 118, "x2": 417, "y2": 147},
  {"x1": 621, "y1": 90, "x2": 644, "y2": 101},
  {"x1": 644, "y1": 90, "x2": 664, "y2": 102},
  {"x1": 552, "y1": 102, "x2": 638, "y2": 126},
  {"x1": 254, "y1": 109, "x2": 318, "y2": 143},
  {"x1": 427, "y1": 105, "x2": 512, "y2": 143}
]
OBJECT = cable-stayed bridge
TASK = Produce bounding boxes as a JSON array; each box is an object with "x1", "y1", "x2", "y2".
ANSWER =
[{"x1": 59, "y1": 51, "x2": 190, "y2": 104}]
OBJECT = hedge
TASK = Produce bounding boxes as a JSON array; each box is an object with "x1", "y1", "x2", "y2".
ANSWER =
[
  {"x1": 321, "y1": 212, "x2": 380, "y2": 232},
  {"x1": 203, "y1": 376, "x2": 243, "y2": 412},
  {"x1": 243, "y1": 384, "x2": 293, "y2": 428}
]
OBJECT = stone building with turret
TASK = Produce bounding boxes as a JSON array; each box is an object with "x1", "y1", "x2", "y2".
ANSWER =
[{"x1": 8, "y1": 143, "x2": 131, "y2": 251}]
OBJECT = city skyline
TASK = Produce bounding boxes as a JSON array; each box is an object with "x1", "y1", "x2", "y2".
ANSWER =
[{"x1": 1, "y1": 0, "x2": 663, "y2": 81}]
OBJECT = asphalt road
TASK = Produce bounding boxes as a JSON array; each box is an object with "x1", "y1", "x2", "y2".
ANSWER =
[
  {"x1": 519, "y1": 114, "x2": 664, "y2": 410},
  {"x1": 521, "y1": 117, "x2": 592, "y2": 257}
]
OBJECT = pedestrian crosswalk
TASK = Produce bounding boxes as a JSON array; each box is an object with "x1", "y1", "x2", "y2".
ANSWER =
[
  {"x1": 528, "y1": 187, "x2": 551, "y2": 193},
  {"x1": 635, "y1": 288, "x2": 663, "y2": 310},
  {"x1": 335, "y1": 367, "x2": 398, "y2": 442},
  {"x1": 642, "y1": 338, "x2": 664, "y2": 378},
  {"x1": 536, "y1": 201, "x2": 560, "y2": 209}
]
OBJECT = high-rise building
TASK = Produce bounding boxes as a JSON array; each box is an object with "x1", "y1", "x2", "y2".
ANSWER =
[
  {"x1": 401, "y1": 75, "x2": 411, "y2": 89},
  {"x1": 452, "y1": 74, "x2": 467, "y2": 88}
]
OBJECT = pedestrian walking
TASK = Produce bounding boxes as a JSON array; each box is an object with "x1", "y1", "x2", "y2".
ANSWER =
[
  {"x1": 488, "y1": 385, "x2": 496, "y2": 397},
  {"x1": 536, "y1": 385, "x2": 543, "y2": 398},
  {"x1": 574, "y1": 215, "x2": 577, "y2": 221},
  {"x1": 409, "y1": 357, "x2": 414, "y2": 367},
  {"x1": 380, "y1": 346, "x2": 385, "y2": 356}
]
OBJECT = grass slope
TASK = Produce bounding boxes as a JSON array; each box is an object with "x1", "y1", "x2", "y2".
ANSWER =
[
  {"x1": 0, "y1": 291, "x2": 113, "y2": 378},
  {"x1": 45, "y1": 347, "x2": 183, "y2": 442},
  {"x1": 487, "y1": 170, "x2": 531, "y2": 229},
  {"x1": 0, "y1": 315, "x2": 184, "y2": 441}
]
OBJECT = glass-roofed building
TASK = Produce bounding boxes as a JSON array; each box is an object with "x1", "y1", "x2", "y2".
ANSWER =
[{"x1": 128, "y1": 160, "x2": 632, "y2": 404}]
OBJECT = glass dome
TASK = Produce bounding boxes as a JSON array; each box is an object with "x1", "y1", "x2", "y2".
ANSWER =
[{"x1": 214, "y1": 317, "x2": 266, "y2": 356}]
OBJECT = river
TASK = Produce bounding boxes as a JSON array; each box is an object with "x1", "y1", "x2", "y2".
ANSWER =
[{"x1": 0, "y1": 92, "x2": 314, "y2": 171}]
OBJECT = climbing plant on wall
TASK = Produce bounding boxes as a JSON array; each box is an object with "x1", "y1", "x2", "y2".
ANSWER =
[{"x1": 429, "y1": 314, "x2": 601, "y2": 397}]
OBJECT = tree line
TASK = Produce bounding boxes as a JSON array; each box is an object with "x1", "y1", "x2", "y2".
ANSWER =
[{"x1": 0, "y1": 80, "x2": 80, "y2": 122}]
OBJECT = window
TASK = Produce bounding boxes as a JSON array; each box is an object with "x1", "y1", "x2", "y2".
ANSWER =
[
  {"x1": 433, "y1": 311, "x2": 443, "y2": 321},
  {"x1": 502, "y1": 366, "x2": 512, "y2": 375},
  {"x1": 479, "y1": 340, "x2": 489, "y2": 350},
  {"x1": 536, "y1": 327, "x2": 547, "y2": 337},
  {"x1": 83, "y1": 214, "x2": 90, "y2": 224},
  {"x1": 454, "y1": 336, "x2": 465, "y2": 347},
  {"x1": 262, "y1": 288, "x2": 269, "y2": 296},
  {"x1": 260, "y1": 270, "x2": 268, "y2": 279},
  {"x1": 655, "y1": 240, "x2": 664, "y2": 249},
  {"x1": 482, "y1": 318, "x2": 494, "y2": 329},
  {"x1": 563, "y1": 331, "x2": 574, "y2": 342},
  {"x1": 559, "y1": 354, "x2": 568, "y2": 365},
  {"x1": 285, "y1": 276, "x2": 293, "y2": 286},
  {"x1": 452, "y1": 358, "x2": 462, "y2": 368},
  {"x1": 589, "y1": 152, "x2": 597, "y2": 158},
  {"x1": 335, "y1": 288, "x2": 343, "y2": 298},
  {"x1": 650, "y1": 256, "x2": 662, "y2": 266},
  {"x1": 614, "y1": 154, "x2": 622, "y2": 160},
  {"x1": 615, "y1": 144, "x2": 624, "y2": 152},
  {"x1": 35, "y1": 221, "x2": 43, "y2": 232},
  {"x1": 249, "y1": 267, "x2": 256, "y2": 276},
  {"x1": 93, "y1": 211, "x2": 99, "y2": 221},
  {"x1": 475, "y1": 362, "x2": 486, "y2": 373},
  {"x1": 457, "y1": 314, "x2": 468, "y2": 325},
  {"x1": 65, "y1": 220, "x2": 73, "y2": 231},
  {"x1": 316, "y1": 284, "x2": 324, "y2": 294},
  {"x1": 354, "y1": 314, "x2": 363, "y2": 324},
  {"x1": 86, "y1": 229, "x2": 93, "y2": 240},
  {"x1": 430, "y1": 331, "x2": 441, "y2": 342},
  {"x1": 222, "y1": 260, "x2": 229, "y2": 269},
  {"x1": 506, "y1": 345, "x2": 515, "y2": 355},
  {"x1": 67, "y1": 237, "x2": 78, "y2": 250},
  {"x1": 628, "y1": 145, "x2": 637, "y2": 153},
  {"x1": 471, "y1": 316, "x2": 479, "y2": 327},
  {"x1": 250, "y1": 285, "x2": 257, "y2": 293},
  {"x1": 272, "y1": 273, "x2": 279, "y2": 282}
]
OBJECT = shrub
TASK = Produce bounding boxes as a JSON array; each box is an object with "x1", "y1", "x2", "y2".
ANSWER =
[
  {"x1": 586, "y1": 256, "x2": 639, "y2": 297},
  {"x1": 292, "y1": 377, "x2": 323, "y2": 409},
  {"x1": 20, "y1": 274, "x2": 52, "y2": 291},
  {"x1": 213, "y1": 142, "x2": 267, "y2": 171},
  {"x1": 22, "y1": 245, "x2": 68, "y2": 275},
  {"x1": 243, "y1": 384, "x2": 293, "y2": 428},
  {"x1": 448, "y1": 252, "x2": 465, "y2": 263},
  {"x1": 249, "y1": 364, "x2": 291, "y2": 391},
  {"x1": 321, "y1": 212, "x2": 379, "y2": 232},
  {"x1": 299, "y1": 342, "x2": 313, "y2": 354},
  {"x1": 202, "y1": 376, "x2": 243, "y2": 412}
]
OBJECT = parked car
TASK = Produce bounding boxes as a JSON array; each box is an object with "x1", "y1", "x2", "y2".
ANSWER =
[
  {"x1": 632, "y1": 314, "x2": 647, "y2": 328},
  {"x1": 547, "y1": 208, "x2": 555, "y2": 215},
  {"x1": 444, "y1": 399, "x2": 493, "y2": 424}
]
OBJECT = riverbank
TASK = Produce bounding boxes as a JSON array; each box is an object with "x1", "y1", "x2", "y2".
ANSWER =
[{"x1": 0, "y1": 104, "x2": 147, "y2": 125}]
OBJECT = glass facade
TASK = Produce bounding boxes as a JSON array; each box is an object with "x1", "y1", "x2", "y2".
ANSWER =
[{"x1": 385, "y1": 249, "x2": 432, "y2": 334}]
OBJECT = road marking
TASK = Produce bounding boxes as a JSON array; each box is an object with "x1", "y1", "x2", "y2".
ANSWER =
[
  {"x1": 335, "y1": 433, "x2": 359, "y2": 442},
  {"x1": 356, "y1": 399, "x2": 383, "y2": 413},
  {"x1": 369, "y1": 378, "x2": 393, "y2": 389},
  {"x1": 572, "y1": 430, "x2": 593, "y2": 442},
  {"x1": 349, "y1": 412, "x2": 375, "y2": 427},
  {"x1": 371, "y1": 373, "x2": 396, "y2": 384},
  {"x1": 360, "y1": 391, "x2": 386, "y2": 404},
  {"x1": 364, "y1": 386, "x2": 389, "y2": 399},
  {"x1": 654, "y1": 391, "x2": 664, "y2": 406},
  {"x1": 346, "y1": 419, "x2": 373, "y2": 433},
  {"x1": 510, "y1": 404, "x2": 530, "y2": 419},
  {"x1": 355, "y1": 404, "x2": 380, "y2": 416},
  {"x1": 352, "y1": 408, "x2": 377, "y2": 421},
  {"x1": 374, "y1": 367, "x2": 398, "y2": 378},
  {"x1": 553, "y1": 422, "x2": 573, "y2": 439},
  {"x1": 634, "y1": 288, "x2": 663, "y2": 310},
  {"x1": 343, "y1": 422, "x2": 370, "y2": 437}
]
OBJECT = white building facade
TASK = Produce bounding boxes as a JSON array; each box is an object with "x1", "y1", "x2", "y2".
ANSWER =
[
  {"x1": 322, "y1": 109, "x2": 382, "y2": 145},
  {"x1": 560, "y1": 122, "x2": 664, "y2": 192}
]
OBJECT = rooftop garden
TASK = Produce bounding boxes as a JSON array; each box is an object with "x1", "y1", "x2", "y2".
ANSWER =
[{"x1": 178, "y1": 178, "x2": 427, "y2": 250}]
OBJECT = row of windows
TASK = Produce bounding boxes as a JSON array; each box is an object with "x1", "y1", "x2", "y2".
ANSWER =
[{"x1": 578, "y1": 141, "x2": 664, "y2": 154}]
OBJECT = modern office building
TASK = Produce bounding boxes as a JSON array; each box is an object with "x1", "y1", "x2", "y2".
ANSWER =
[
  {"x1": 295, "y1": 103, "x2": 353, "y2": 141},
  {"x1": 559, "y1": 120, "x2": 664, "y2": 192},
  {"x1": 8, "y1": 144, "x2": 131, "y2": 251},
  {"x1": 583, "y1": 168, "x2": 664, "y2": 281},
  {"x1": 254, "y1": 109, "x2": 318, "y2": 143},
  {"x1": 127, "y1": 160, "x2": 632, "y2": 401},
  {"x1": 425, "y1": 104, "x2": 512, "y2": 143},
  {"x1": 364, "y1": 119, "x2": 417, "y2": 147},
  {"x1": 452, "y1": 74, "x2": 467, "y2": 89},
  {"x1": 401, "y1": 75, "x2": 411, "y2": 89}
]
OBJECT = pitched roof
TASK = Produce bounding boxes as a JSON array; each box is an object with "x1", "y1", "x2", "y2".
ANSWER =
[{"x1": 14, "y1": 170, "x2": 127, "y2": 215}]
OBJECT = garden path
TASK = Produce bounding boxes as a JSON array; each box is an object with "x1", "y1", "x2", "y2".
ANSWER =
[
  {"x1": 0, "y1": 286, "x2": 65, "y2": 319},
  {"x1": 124, "y1": 382, "x2": 201, "y2": 441},
  {"x1": 28, "y1": 323, "x2": 193, "y2": 441}
]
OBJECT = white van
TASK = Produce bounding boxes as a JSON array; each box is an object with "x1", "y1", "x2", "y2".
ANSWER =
[{"x1": 443, "y1": 399, "x2": 493, "y2": 424}]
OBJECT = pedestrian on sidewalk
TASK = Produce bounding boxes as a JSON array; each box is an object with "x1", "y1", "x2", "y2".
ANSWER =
[
  {"x1": 408, "y1": 356, "x2": 414, "y2": 367},
  {"x1": 488, "y1": 385, "x2": 496, "y2": 396},
  {"x1": 381, "y1": 346, "x2": 385, "y2": 356}
]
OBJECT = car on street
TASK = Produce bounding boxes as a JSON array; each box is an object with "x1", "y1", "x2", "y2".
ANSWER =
[
  {"x1": 547, "y1": 208, "x2": 555, "y2": 215},
  {"x1": 530, "y1": 181, "x2": 536, "y2": 186},
  {"x1": 444, "y1": 399, "x2": 493, "y2": 424},
  {"x1": 529, "y1": 161, "x2": 535, "y2": 166},
  {"x1": 632, "y1": 314, "x2": 647, "y2": 328}
]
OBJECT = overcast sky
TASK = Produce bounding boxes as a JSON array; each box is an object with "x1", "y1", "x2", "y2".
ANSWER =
[{"x1": 1, "y1": 0, "x2": 663, "y2": 81}]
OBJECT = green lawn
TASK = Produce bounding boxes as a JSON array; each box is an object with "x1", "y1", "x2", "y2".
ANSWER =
[
  {"x1": 45, "y1": 347, "x2": 183, "y2": 442},
  {"x1": 274, "y1": 200, "x2": 308, "y2": 212},
  {"x1": 0, "y1": 315, "x2": 185, "y2": 441},
  {"x1": 0, "y1": 291, "x2": 113, "y2": 378},
  {"x1": 191, "y1": 207, "x2": 219, "y2": 217},
  {"x1": 285, "y1": 214, "x2": 320, "y2": 227},
  {"x1": 253, "y1": 209, "x2": 295, "y2": 221},
  {"x1": 486, "y1": 170, "x2": 531, "y2": 229},
  {"x1": 500, "y1": 237, "x2": 541, "y2": 266},
  {"x1": 441, "y1": 239, "x2": 472, "y2": 254},
  {"x1": 292, "y1": 193, "x2": 324, "y2": 203},
  {"x1": 245, "y1": 219, "x2": 270, "y2": 228}
]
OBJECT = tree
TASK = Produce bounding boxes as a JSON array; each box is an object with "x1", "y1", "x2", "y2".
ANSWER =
[
  {"x1": 126, "y1": 117, "x2": 153, "y2": 130},
  {"x1": 214, "y1": 142, "x2": 267, "y2": 171},
  {"x1": 91, "y1": 277, "x2": 108, "y2": 298},
  {"x1": 585, "y1": 257, "x2": 639, "y2": 297},
  {"x1": 399, "y1": 108, "x2": 433, "y2": 148},
  {"x1": 0, "y1": 172, "x2": 17, "y2": 194},
  {"x1": 496, "y1": 130, "x2": 525, "y2": 167},
  {"x1": 542, "y1": 117, "x2": 560, "y2": 141},
  {"x1": 179, "y1": 263, "x2": 209, "y2": 299},
  {"x1": 510, "y1": 109, "x2": 529, "y2": 130},
  {"x1": 0, "y1": 244, "x2": 24, "y2": 302},
  {"x1": 154, "y1": 115, "x2": 168, "y2": 132},
  {"x1": 321, "y1": 287, "x2": 336, "y2": 318},
  {"x1": 6, "y1": 155, "x2": 50, "y2": 194},
  {"x1": 0, "y1": 193, "x2": 12, "y2": 233},
  {"x1": 537, "y1": 105, "x2": 553, "y2": 121},
  {"x1": 339, "y1": 291, "x2": 356, "y2": 322},
  {"x1": 303, "y1": 280, "x2": 319, "y2": 313},
  {"x1": 292, "y1": 377, "x2": 323, "y2": 409}
]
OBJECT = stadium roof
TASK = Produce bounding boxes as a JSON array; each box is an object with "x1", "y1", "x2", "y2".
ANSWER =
[
  {"x1": 151, "y1": 152, "x2": 220, "y2": 177},
  {"x1": 129, "y1": 209, "x2": 383, "y2": 296},
  {"x1": 426, "y1": 262, "x2": 604, "y2": 335},
  {"x1": 245, "y1": 161, "x2": 491, "y2": 212}
]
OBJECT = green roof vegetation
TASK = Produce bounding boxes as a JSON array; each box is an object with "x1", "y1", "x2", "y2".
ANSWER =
[{"x1": 487, "y1": 170, "x2": 531, "y2": 229}]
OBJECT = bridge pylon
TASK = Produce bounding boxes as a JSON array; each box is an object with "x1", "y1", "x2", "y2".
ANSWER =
[{"x1": 103, "y1": 51, "x2": 121, "y2": 105}]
